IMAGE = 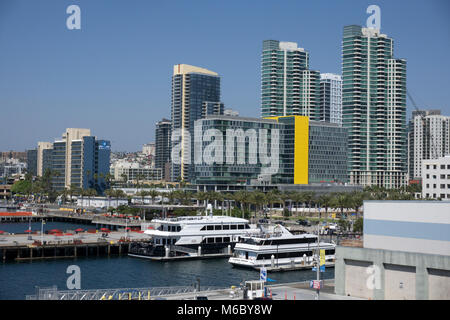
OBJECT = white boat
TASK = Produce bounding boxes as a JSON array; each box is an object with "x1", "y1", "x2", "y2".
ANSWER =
[
  {"x1": 129, "y1": 215, "x2": 260, "y2": 259},
  {"x1": 228, "y1": 224, "x2": 336, "y2": 269}
]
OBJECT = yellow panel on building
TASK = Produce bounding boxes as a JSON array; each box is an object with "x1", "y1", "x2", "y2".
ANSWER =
[{"x1": 263, "y1": 115, "x2": 309, "y2": 185}]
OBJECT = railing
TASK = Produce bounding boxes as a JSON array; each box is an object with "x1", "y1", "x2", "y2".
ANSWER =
[
  {"x1": 26, "y1": 285, "x2": 228, "y2": 300},
  {"x1": 169, "y1": 245, "x2": 198, "y2": 255}
]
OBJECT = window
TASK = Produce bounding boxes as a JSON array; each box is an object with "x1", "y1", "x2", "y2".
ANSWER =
[
  {"x1": 441, "y1": 165, "x2": 445, "y2": 169},
  {"x1": 223, "y1": 225, "x2": 230, "y2": 230},
  {"x1": 230, "y1": 225, "x2": 237, "y2": 230},
  {"x1": 223, "y1": 237, "x2": 230, "y2": 243},
  {"x1": 206, "y1": 225, "x2": 213, "y2": 231},
  {"x1": 214, "y1": 225, "x2": 222, "y2": 230},
  {"x1": 206, "y1": 237, "x2": 214, "y2": 243},
  {"x1": 238, "y1": 224, "x2": 244, "y2": 230}
]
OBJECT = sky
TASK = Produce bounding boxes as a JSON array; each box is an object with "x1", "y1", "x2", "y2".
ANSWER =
[{"x1": 0, "y1": 0, "x2": 449, "y2": 152}]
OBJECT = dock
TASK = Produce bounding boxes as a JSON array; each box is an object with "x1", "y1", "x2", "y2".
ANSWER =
[
  {"x1": 0, "y1": 230, "x2": 151, "y2": 262},
  {"x1": 264, "y1": 262, "x2": 335, "y2": 272}
]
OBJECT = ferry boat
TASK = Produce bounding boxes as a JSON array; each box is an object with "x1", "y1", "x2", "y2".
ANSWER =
[
  {"x1": 128, "y1": 215, "x2": 260, "y2": 259},
  {"x1": 228, "y1": 224, "x2": 335, "y2": 269}
]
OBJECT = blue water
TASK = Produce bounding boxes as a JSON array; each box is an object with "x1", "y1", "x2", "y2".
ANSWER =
[
  {"x1": 0, "y1": 222, "x2": 334, "y2": 300},
  {"x1": 0, "y1": 222, "x2": 94, "y2": 234},
  {"x1": 0, "y1": 256, "x2": 334, "y2": 300}
]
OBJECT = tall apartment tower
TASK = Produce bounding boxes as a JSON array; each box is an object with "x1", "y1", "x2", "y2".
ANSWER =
[
  {"x1": 155, "y1": 118, "x2": 172, "y2": 181},
  {"x1": 170, "y1": 64, "x2": 221, "y2": 182},
  {"x1": 342, "y1": 25, "x2": 407, "y2": 188},
  {"x1": 408, "y1": 110, "x2": 450, "y2": 180},
  {"x1": 51, "y1": 128, "x2": 111, "y2": 194},
  {"x1": 261, "y1": 40, "x2": 321, "y2": 120},
  {"x1": 37, "y1": 141, "x2": 53, "y2": 176},
  {"x1": 320, "y1": 73, "x2": 342, "y2": 126}
]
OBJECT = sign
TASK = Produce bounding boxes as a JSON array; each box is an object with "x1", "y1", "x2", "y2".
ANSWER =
[
  {"x1": 260, "y1": 267, "x2": 267, "y2": 282},
  {"x1": 309, "y1": 280, "x2": 323, "y2": 289},
  {"x1": 312, "y1": 265, "x2": 325, "y2": 272},
  {"x1": 320, "y1": 249, "x2": 325, "y2": 266}
]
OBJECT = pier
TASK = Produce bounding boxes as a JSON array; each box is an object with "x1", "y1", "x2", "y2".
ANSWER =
[{"x1": 0, "y1": 230, "x2": 151, "y2": 262}]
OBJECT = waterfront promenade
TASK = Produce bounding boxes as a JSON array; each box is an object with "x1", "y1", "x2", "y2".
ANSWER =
[{"x1": 26, "y1": 280, "x2": 364, "y2": 300}]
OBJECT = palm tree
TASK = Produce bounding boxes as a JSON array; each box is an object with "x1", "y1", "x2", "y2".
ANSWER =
[
  {"x1": 232, "y1": 191, "x2": 248, "y2": 218},
  {"x1": 87, "y1": 188, "x2": 97, "y2": 208},
  {"x1": 332, "y1": 192, "x2": 351, "y2": 218},
  {"x1": 250, "y1": 191, "x2": 266, "y2": 219},
  {"x1": 318, "y1": 193, "x2": 333, "y2": 219},
  {"x1": 264, "y1": 190, "x2": 280, "y2": 218},
  {"x1": 290, "y1": 191, "x2": 305, "y2": 217},
  {"x1": 68, "y1": 184, "x2": 80, "y2": 204},
  {"x1": 195, "y1": 191, "x2": 208, "y2": 209},
  {"x1": 148, "y1": 189, "x2": 159, "y2": 205}
]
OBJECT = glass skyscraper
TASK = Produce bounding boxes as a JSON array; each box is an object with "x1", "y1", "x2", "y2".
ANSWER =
[
  {"x1": 261, "y1": 40, "x2": 320, "y2": 120},
  {"x1": 170, "y1": 64, "x2": 221, "y2": 182},
  {"x1": 342, "y1": 25, "x2": 407, "y2": 188}
]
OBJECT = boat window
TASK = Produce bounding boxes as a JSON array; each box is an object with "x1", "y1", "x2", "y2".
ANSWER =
[
  {"x1": 245, "y1": 224, "x2": 250, "y2": 229},
  {"x1": 207, "y1": 225, "x2": 214, "y2": 231},
  {"x1": 216, "y1": 237, "x2": 223, "y2": 243},
  {"x1": 223, "y1": 237, "x2": 230, "y2": 243},
  {"x1": 177, "y1": 226, "x2": 181, "y2": 232},
  {"x1": 223, "y1": 225, "x2": 230, "y2": 230},
  {"x1": 207, "y1": 237, "x2": 214, "y2": 243},
  {"x1": 325, "y1": 249, "x2": 335, "y2": 255},
  {"x1": 230, "y1": 225, "x2": 237, "y2": 230},
  {"x1": 214, "y1": 225, "x2": 222, "y2": 230},
  {"x1": 238, "y1": 224, "x2": 244, "y2": 230}
]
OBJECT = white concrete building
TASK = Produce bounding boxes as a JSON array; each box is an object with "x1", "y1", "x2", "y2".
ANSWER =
[
  {"x1": 110, "y1": 160, "x2": 162, "y2": 182},
  {"x1": 409, "y1": 110, "x2": 450, "y2": 180},
  {"x1": 320, "y1": 73, "x2": 342, "y2": 126},
  {"x1": 335, "y1": 200, "x2": 450, "y2": 300},
  {"x1": 422, "y1": 155, "x2": 450, "y2": 199}
]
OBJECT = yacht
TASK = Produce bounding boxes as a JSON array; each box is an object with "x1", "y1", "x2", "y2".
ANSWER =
[
  {"x1": 128, "y1": 215, "x2": 260, "y2": 259},
  {"x1": 228, "y1": 224, "x2": 335, "y2": 269}
]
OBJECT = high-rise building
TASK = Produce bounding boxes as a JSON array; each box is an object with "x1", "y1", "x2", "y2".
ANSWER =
[
  {"x1": 202, "y1": 101, "x2": 224, "y2": 118},
  {"x1": 261, "y1": 40, "x2": 321, "y2": 120},
  {"x1": 193, "y1": 115, "x2": 348, "y2": 186},
  {"x1": 170, "y1": 64, "x2": 221, "y2": 182},
  {"x1": 50, "y1": 129, "x2": 110, "y2": 194},
  {"x1": 26, "y1": 149, "x2": 37, "y2": 176},
  {"x1": 342, "y1": 25, "x2": 407, "y2": 188},
  {"x1": 37, "y1": 141, "x2": 53, "y2": 176},
  {"x1": 155, "y1": 118, "x2": 172, "y2": 181},
  {"x1": 320, "y1": 73, "x2": 342, "y2": 126},
  {"x1": 408, "y1": 110, "x2": 450, "y2": 180}
]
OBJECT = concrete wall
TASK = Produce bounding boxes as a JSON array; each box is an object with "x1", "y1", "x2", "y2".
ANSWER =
[
  {"x1": 335, "y1": 246, "x2": 450, "y2": 300},
  {"x1": 363, "y1": 201, "x2": 450, "y2": 256}
]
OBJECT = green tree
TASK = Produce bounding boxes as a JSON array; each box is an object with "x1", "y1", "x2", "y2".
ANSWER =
[{"x1": 353, "y1": 217, "x2": 363, "y2": 233}]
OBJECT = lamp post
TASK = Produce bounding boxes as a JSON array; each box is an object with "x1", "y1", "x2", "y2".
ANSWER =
[{"x1": 315, "y1": 203, "x2": 321, "y2": 300}]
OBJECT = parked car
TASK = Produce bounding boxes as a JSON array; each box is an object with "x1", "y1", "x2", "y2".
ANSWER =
[{"x1": 297, "y1": 220, "x2": 311, "y2": 226}]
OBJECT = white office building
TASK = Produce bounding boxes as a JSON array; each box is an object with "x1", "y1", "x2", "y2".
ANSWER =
[
  {"x1": 320, "y1": 73, "x2": 342, "y2": 126},
  {"x1": 409, "y1": 110, "x2": 450, "y2": 180},
  {"x1": 422, "y1": 155, "x2": 450, "y2": 199}
]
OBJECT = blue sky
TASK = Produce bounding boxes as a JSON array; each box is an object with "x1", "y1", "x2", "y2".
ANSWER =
[{"x1": 0, "y1": 0, "x2": 449, "y2": 152}]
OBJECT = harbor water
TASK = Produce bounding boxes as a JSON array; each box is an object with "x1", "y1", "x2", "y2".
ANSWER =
[{"x1": 0, "y1": 222, "x2": 334, "y2": 300}]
